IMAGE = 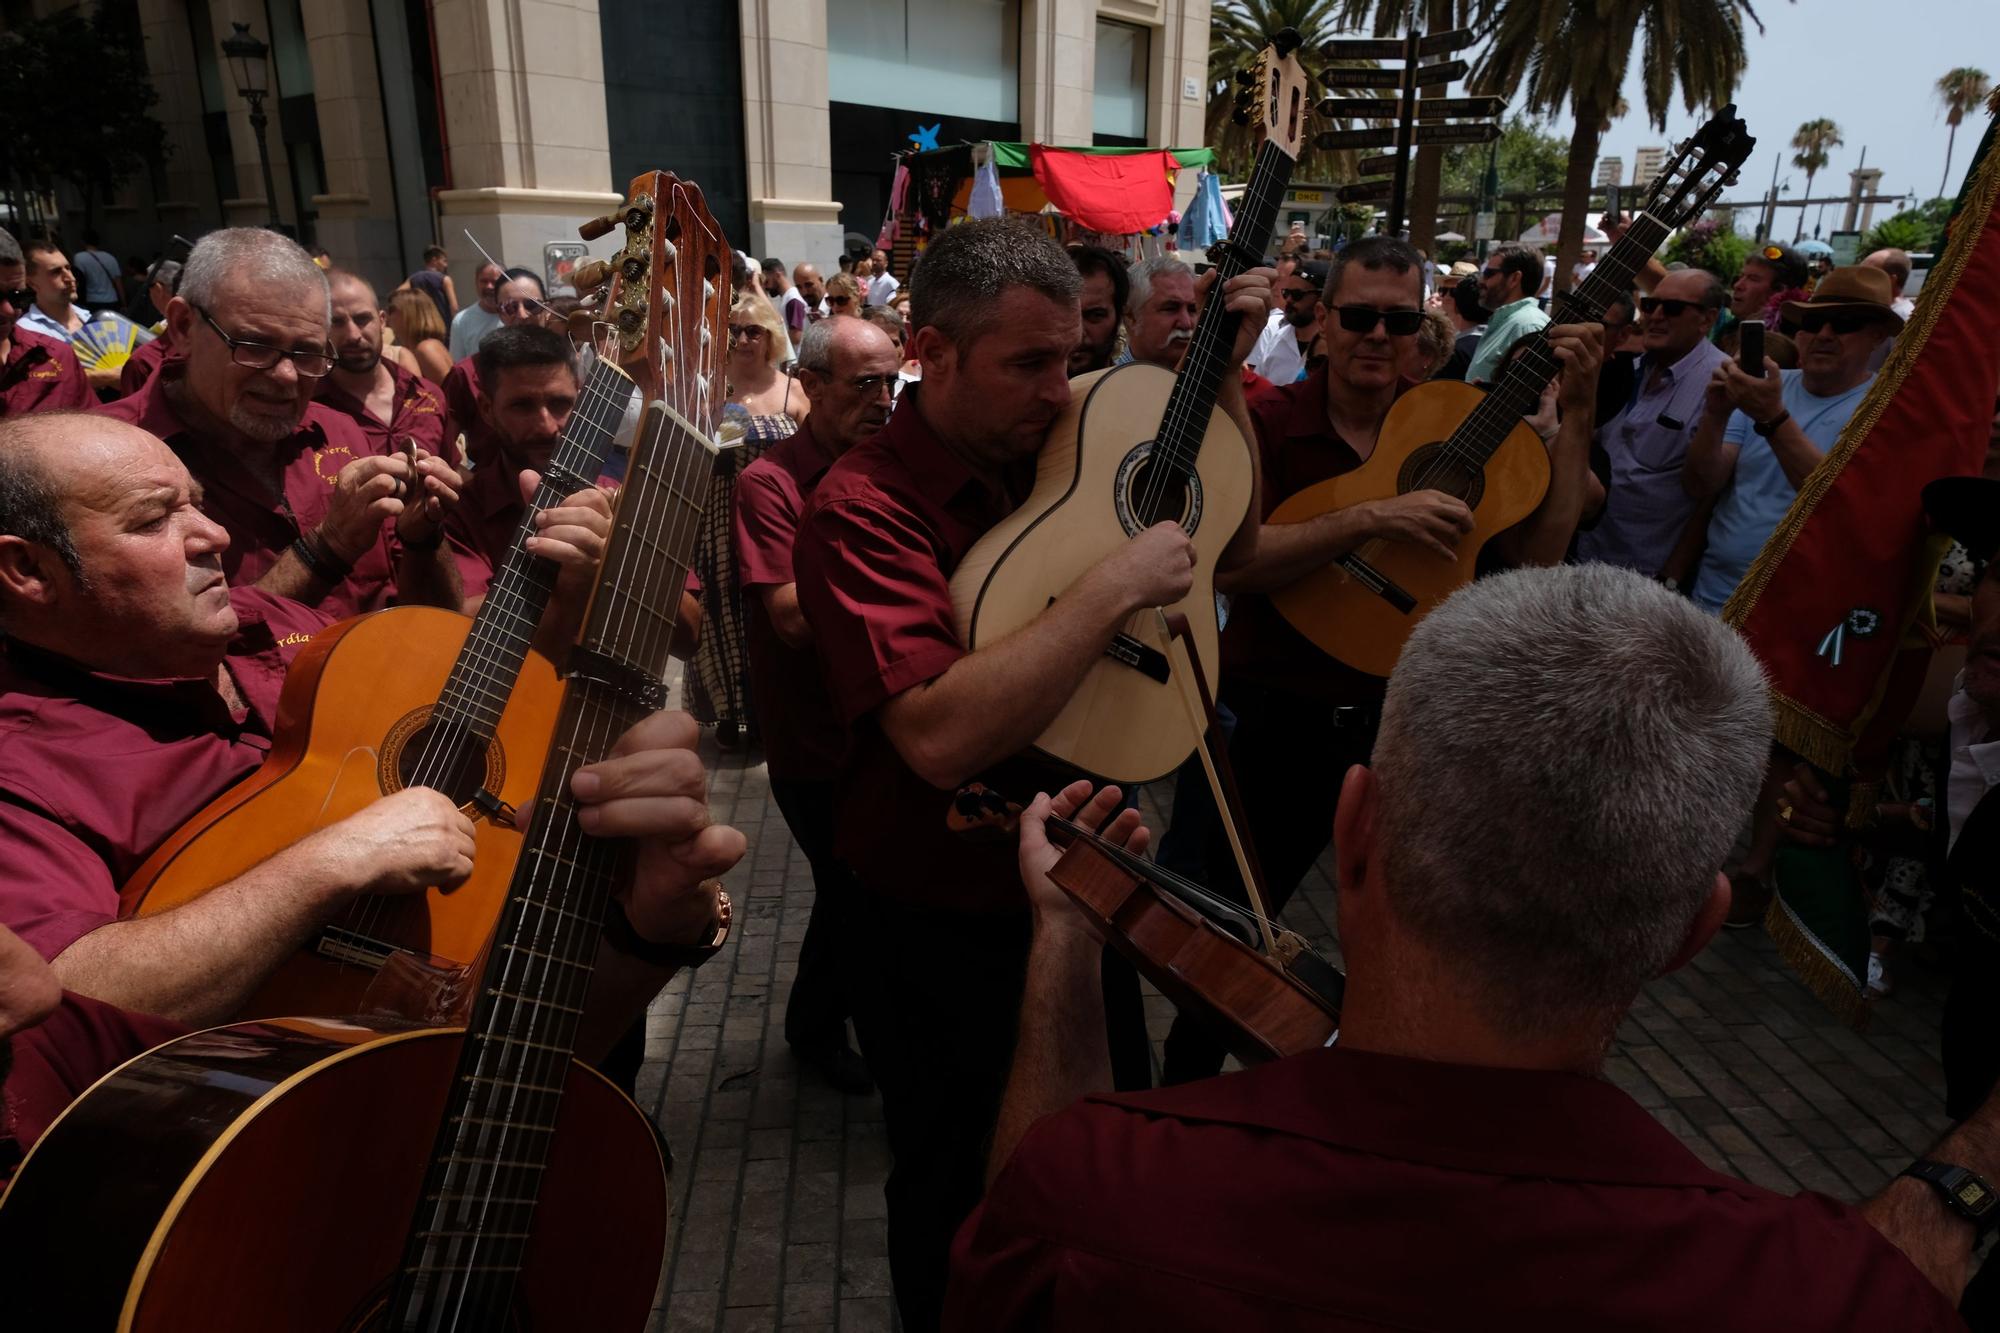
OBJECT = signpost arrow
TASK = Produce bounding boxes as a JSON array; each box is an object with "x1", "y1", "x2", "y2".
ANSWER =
[
  {"x1": 1320, "y1": 38, "x2": 1409, "y2": 60},
  {"x1": 1418, "y1": 27, "x2": 1476, "y2": 55},
  {"x1": 1411, "y1": 58, "x2": 1469, "y2": 85},
  {"x1": 1315, "y1": 128, "x2": 1400, "y2": 152},
  {"x1": 1412, "y1": 121, "x2": 1503, "y2": 146},
  {"x1": 1319, "y1": 66, "x2": 1406, "y2": 90},
  {"x1": 1337, "y1": 180, "x2": 1395, "y2": 204},
  {"x1": 1415, "y1": 96, "x2": 1506, "y2": 120},
  {"x1": 1356, "y1": 153, "x2": 1401, "y2": 177},
  {"x1": 1317, "y1": 97, "x2": 1404, "y2": 120}
]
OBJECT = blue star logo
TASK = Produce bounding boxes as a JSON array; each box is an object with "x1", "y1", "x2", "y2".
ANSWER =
[{"x1": 908, "y1": 122, "x2": 942, "y2": 152}]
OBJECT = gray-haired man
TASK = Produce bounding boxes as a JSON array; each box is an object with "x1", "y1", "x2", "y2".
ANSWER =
[{"x1": 1120, "y1": 254, "x2": 1199, "y2": 369}]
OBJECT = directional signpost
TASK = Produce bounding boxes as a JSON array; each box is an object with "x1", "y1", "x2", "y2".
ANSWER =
[{"x1": 1315, "y1": 27, "x2": 1498, "y2": 237}]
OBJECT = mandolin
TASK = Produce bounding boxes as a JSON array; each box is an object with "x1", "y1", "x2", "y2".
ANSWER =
[
  {"x1": 1269, "y1": 107, "x2": 1757, "y2": 677},
  {"x1": 0, "y1": 171, "x2": 735, "y2": 1332},
  {"x1": 118, "y1": 350, "x2": 639, "y2": 1021},
  {"x1": 949, "y1": 32, "x2": 1311, "y2": 785}
]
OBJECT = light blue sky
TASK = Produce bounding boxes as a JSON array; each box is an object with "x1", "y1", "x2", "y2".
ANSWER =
[{"x1": 1580, "y1": 0, "x2": 1990, "y2": 233}]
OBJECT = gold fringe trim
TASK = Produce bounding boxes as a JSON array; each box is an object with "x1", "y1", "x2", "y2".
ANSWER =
[
  {"x1": 1724, "y1": 119, "x2": 2000, "y2": 769},
  {"x1": 1846, "y1": 780, "x2": 1881, "y2": 827},
  {"x1": 1763, "y1": 891, "x2": 1871, "y2": 1029}
]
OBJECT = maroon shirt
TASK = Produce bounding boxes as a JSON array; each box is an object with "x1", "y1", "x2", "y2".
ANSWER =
[
  {"x1": 442, "y1": 451, "x2": 522, "y2": 602},
  {"x1": 313, "y1": 357, "x2": 453, "y2": 461},
  {"x1": 118, "y1": 326, "x2": 172, "y2": 397},
  {"x1": 0, "y1": 329, "x2": 91, "y2": 417},
  {"x1": 0, "y1": 588, "x2": 332, "y2": 960},
  {"x1": 733, "y1": 416, "x2": 847, "y2": 782},
  {"x1": 947, "y1": 1044, "x2": 1964, "y2": 1331},
  {"x1": 442, "y1": 355, "x2": 501, "y2": 467},
  {"x1": 99, "y1": 363, "x2": 406, "y2": 618},
  {"x1": 792, "y1": 391, "x2": 1065, "y2": 913},
  {"x1": 1, "y1": 992, "x2": 186, "y2": 1182},
  {"x1": 1221, "y1": 365, "x2": 1384, "y2": 705}
]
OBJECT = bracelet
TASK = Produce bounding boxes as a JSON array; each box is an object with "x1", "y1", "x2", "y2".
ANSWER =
[
  {"x1": 603, "y1": 887, "x2": 732, "y2": 970},
  {"x1": 292, "y1": 532, "x2": 353, "y2": 584},
  {"x1": 1753, "y1": 409, "x2": 1791, "y2": 438}
]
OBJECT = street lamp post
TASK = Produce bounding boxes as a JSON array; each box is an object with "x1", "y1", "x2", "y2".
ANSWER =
[{"x1": 220, "y1": 22, "x2": 283, "y2": 229}]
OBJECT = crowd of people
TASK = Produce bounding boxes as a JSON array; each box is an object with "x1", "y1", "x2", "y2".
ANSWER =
[{"x1": 0, "y1": 201, "x2": 1997, "y2": 1333}]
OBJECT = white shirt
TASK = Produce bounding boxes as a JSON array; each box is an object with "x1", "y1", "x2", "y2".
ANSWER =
[
  {"x1": 1246, "y1": 311, "x2": 1308, "y2": 385},
  {"x1": 1948, "y1": 674, "x2": 2000, "y2": 853},
  {"x1": 1891, "y1": 296, "x2": 1915, "y2": 320},
  {"x1": 867, "y1": 271, "x2": 901, "y2": 307},
  {"x1": 16, "y1": 303, "x2": 85, "y2": 342}
]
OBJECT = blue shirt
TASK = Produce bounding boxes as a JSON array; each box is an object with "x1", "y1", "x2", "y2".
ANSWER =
[
  {"x1": 1691, "y1": 369, "x2": 1872, "y2": 612},
  {"x1": 1576, "y1": 339, "x2": 1731, "y2": 576},
  {"x1": 1463, "y1": 296, "x2": 1549, "y2": 385}
]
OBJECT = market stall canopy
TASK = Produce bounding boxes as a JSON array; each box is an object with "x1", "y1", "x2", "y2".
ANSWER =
[
  {"x1": 1794, "y1": 238, "x2": 1834, "y2": 258},
  {"x1": 906, "y1": 141, "x2": 1215, "y2": 235}
]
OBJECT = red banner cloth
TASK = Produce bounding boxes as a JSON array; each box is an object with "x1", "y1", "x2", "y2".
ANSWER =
[
  {"x1": 1724, "y1": 142, "x2": 2000, "y2": 771},
  {"x1": 1029, "y1": 147, "x2": 1180, "y2": 236}
]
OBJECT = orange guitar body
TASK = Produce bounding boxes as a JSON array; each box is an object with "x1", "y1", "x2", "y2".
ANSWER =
[
  {"x1": 1268, "y1": 379, "x2": 1551, "y2": 678},
  {"x1": 120, "y1": 605, "x2": 563, "y2": 1019}
]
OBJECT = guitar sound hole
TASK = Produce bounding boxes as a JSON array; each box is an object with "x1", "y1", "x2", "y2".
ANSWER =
[
  {"x1": 1124, "y1": 456, "x2": 1192, "y2": 530},
  {"x1": 392, "y1": 718, "x2": 496, "y2": 807},
  {"x1": 1396, "y1": 441, "x2": 1486, "y2": 509}
]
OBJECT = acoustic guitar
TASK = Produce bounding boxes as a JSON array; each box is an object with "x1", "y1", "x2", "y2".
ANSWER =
[
  {"x1": 1269, "y1": 107, "x2": 1757, "y2": 677},
  {"x1": 950, "y1": 32, "x2": 1311, "y2": 785},
  {"x1": 0, "y1": 171, "x2": 734, "y2": 1332},
  {"x1": 118, "y1": 351, "x2": 639, "y2": 1020}
]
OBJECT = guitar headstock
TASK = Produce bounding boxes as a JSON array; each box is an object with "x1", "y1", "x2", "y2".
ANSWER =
[
  {"x1": 1642, "y1": 104, "x2": 1756, "y2": 227},
  {"x1": 1230, "y1": 29, "x2": 1311, "y2": 162},
  {"x1": 578, "y1": 172, "x2": 731, "y2": 437}
]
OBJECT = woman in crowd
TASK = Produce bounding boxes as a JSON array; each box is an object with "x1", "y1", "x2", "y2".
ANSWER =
[
  {"x1": 386, "y1": 289, "x2": 454, "y2": 382},
  {"x1": 725, "y1": 291, "x2": 806, "y2": 423}
]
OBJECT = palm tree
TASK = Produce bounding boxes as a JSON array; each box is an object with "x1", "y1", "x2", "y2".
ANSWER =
[
  {"x1": 1789, "y1": 118, "x2": 1842, "y2": 242},
  {"x1": 1207, "y1": 0, "x2": 1357, "y2": 182},
  {"x1": 1936, "y1": 67, "x2": 1993, "y2": 197},
  {"x1": 1474, "y1": 0, "x2": 1759, "y2": 295}
]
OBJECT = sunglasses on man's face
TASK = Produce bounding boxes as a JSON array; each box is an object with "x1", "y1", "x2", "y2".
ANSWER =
[
  {"x1": 1279, "y1": 286, "x2": 1319, "y2": 303},
  {"x1": 1793, "y1": 309, "x2": 1877, "y2": 336},
  {"x1": 1333, "y1": 305, "x2": 1424, "y2": 336},
  {"x1": 0, "y1": 287, "x2": 32, "y2": 309},
  {"x1": 1637, "y1": 297, "x2": 1699, "y2": 318}
]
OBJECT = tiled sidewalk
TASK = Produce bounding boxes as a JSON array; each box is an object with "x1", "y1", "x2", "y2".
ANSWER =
[{"x1": 640, "y1": 733, "x2": 1956, "y2": 1331}]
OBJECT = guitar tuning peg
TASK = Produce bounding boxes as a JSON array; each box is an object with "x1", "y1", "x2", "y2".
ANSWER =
[
  {"x1": 1232, "y1": 108, "x2": 1252, "y2": 127},
  {"x1": 1235, "y1": 68, "x2": 1256, "y2": 85},
  {"x1": 572, "y1": 258, "x2": 612, "y2": 291},
  {"x1": 578, "y1": 213, "x2": 619, "y2": 242}
]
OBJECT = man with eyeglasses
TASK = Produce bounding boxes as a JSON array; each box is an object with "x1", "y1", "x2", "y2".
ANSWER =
[
  {"x1": 1246, "y1": 258, "x2": 1326, "y2": 386},
  {"x1": 1464, "y1": 244, "x2": 1551, "y2": 385},
  {"x1": 99, "y1": 227, "x2": 464, "y2": 618},
  {"x1": 1684, "y1": 266, "x2": 1902, "y2": 613},
  {"x1": 1576, "y1": 270, "x2": 1731, "y2": 578},
  {"x1": 0, "y1": 228, "x2": 91, "y2": 419},
  {"x1": 447, "y1": 261, "x2": 506, "y2": 361},
  {"x1": 732, "y1": 316, "x2": 901, "y2": 1097}
]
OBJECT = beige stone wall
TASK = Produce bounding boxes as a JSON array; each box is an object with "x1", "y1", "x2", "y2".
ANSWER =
[
  {"x1": 206, "y1": 0, "x2": 299, "y2": 230},
  {"x1": 740, "y1": 0, "x2": 843, "y2": 263},
  {"x1": 300, "y1": 0, "x2": 404, "y2": 293},
  {"x1": 133, "y1": 0, "x2": 219, "y2": 228}
]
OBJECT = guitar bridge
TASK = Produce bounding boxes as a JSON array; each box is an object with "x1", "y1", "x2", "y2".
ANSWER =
[{"x1": 1105, "y1": 631, "x2": 1171, "y2": 684}]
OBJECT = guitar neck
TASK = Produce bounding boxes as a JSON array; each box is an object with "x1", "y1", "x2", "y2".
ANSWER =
[
  {"x1": 1454, "y1": 212, "x2": 1674, "y2": 463},
  {"x1": 1154, "y1": 138, "x2": 1296, "y2": 479},
  {"x1": 390, "y1": 399, "x2": 715, "y2": 1328},
  {"x1": 417, "y1": 358, "x2": 633, "y2": 760}
]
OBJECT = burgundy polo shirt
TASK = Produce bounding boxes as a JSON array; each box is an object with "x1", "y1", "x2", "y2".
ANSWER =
[
  {"x1": 733, "y1": 416, "x2": 847, "y2": 782},
  {"x1": 442, "y1": 355, "x2": 501, "y2": 467},
  {"x1": 947, "y1": 1044, "x2": 1964, "y2": 1331},
  {"x1": 442, "y1": 451, "x2": 521, "y2": 602},
  {"x1": 99, "y1": 364, "x2": 404, "y2": 618},
  {"x1": 118, "y1": 326, "x2": 172, "y2": 397},
  {"x1": 792, "y1": 390, "x2": 1066, "y2": 913},
  {"x1": 1, "y1": 991, "x2": 186, "y2": 1183},
  {"x1": 0, "y1": 587, "x2": 331, "y2": 960},
  {"x1": 314, "y1": 357, "x2": 453, "y2": 461},
  {"x1": 0, "y1": 329, "x2": 91, "y2": 417},
  {"x1": 1221, "y1": 365, "x2": 1385, "y2": 705}
]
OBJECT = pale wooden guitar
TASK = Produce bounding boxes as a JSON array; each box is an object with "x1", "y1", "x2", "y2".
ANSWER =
[{"x1": 951, "y1": 33, "x2": 1310, "y2": 784}]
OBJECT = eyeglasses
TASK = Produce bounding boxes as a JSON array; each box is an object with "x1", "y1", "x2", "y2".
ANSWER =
[
  {"x1": 194, "y1": 303, "x2": 334, "y2": 377},
  {"x1": 1333, "y1": 305, "x2": 1424, "y2": 336},
  {"x1": 500, "y1": 299, "x2": 545, "y2": 316},
  {"x1": 1279, "y1": 286, "x2": 1319, "y2": 303},
  {"x1": 1637, "y1": 297, "x2": 1700, "y2": 317},
  {"x1": 827, "y1": 295, "x2": 855, "y2": 308},
  {"x1": 729, "y1": 325, "x2": 768, "y2": 342},
  {"x1": 842, "y1": 373, "x2": 895, "y2": 396},
  {"x1": 0, "y1": 287, "x2": 32, "y2": 309},
  {"x1": 1792, "y1": 308, "x2": 1879, "y2": 336}
]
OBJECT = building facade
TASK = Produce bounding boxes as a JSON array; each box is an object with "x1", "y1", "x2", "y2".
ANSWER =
[{"x1": 7, "y1": 0, "x2": 1211, "y2": 300}]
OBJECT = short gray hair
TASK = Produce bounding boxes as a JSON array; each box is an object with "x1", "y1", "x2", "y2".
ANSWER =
[
  {"x1": 1372, "y1": 564, "x2": 1771, "y2": 1039},
  {"x1": 178, "y1": 227, "x2": 330, "y2": 318},
  {"x1": 794, "y1": 317, "x2": 840, "y2": 375},
  {"x1": 1125, "y1": 254, "x2": 1193, "y2": 317},
  {"x1": 0, "y1": 412, "x2": 89, "y2": 584},
  {"x1": 909, "y1": 219, "x2": 1080, "y2": 352},
  {"x1": 0, "y1": 227, "x2": 19, "y2": 267}
]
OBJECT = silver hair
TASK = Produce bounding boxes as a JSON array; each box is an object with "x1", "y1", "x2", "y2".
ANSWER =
[
  {"x1": 177, "y1": 227, "x2": 330, "y2": 318},
  {"x1": 1125, "y1": 254, "x2": 1193, "y2": 317},
  {"x1": 794, "y1": 316, "x2": 840, "y2": 375},
  {"x1": 1371, "y1": 564, "x2": 1772, "y2": 1038}
]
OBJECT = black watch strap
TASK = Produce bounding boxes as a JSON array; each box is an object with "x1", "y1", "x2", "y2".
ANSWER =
[
  {"x1": 1753, "y1": 408, "x2": 1791, "y2": 438},
  {"x1": 604, "y1": 886, "x2": 732, "y2": 970},
  {"x1": 1900, "y1": 1160, "x2": 2000, "y2": 1237}
]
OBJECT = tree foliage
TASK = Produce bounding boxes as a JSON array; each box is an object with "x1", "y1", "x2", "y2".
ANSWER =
[
  {"x1": 1662, "y1": 216, "x2": 1750, "y2": 283},
  {"x1": 0, "y1": 3, "x2": 166, "y2": 230},
  {"x1": 1861, "y1": 197, "x2": 1953, "y2": 256},
  {"x1": 1935, "y1": 67, "x2": 1993, "y2": 197},
  {"x1": 1207, "y1": 0, "x2": 1360, "y2": 181},
  {"x1": 1439, "y1": 116, "x2": 1568, "y2": 199}
]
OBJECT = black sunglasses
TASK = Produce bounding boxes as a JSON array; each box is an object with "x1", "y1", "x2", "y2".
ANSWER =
[
  {"x1": 1333, "y1": 305, "x2": 1424, "y2": 336},
  {"x1": 1279, "y1": 286, "x2": 1319, "y2": 303},
  {"x1": 0, "y1": 287, "x2": 32, "y2": 309},
  {"x1": 1637, "y1": 297, "x2": 1701, "y2": 317},
  {"x1": 1792, "y1": 308, "x2": 1880, "y2": 336}
]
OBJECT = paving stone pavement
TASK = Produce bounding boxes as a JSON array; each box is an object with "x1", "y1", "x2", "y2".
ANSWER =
[{"x1": 640, "y1": 729, "x2": 1956, "y2": 1331}]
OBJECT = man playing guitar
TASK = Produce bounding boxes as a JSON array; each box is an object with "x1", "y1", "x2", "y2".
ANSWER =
[
  {"x1": 1159, "y1": 235, "x2": 1603, "y2": 1085},
  {"x1": 790, "y1": 217, "x2": 1271, "y2": 1332}
]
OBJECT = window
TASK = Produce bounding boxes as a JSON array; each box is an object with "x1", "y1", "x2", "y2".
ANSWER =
[
  {"x1": 828, "y1": 0, "x2": 1019, "y2": 122},
  {"x1": 1092, "y1": 20, "x2": 1149, "y2": 143}
]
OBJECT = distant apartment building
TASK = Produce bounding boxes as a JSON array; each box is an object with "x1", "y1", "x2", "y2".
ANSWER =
[
  {"x1": 1595, "y1": 156, "x2": 1623, "y2": 188},
  {"x1": 1632, "y1": 147, "x2": 1667, "y2": 188}
]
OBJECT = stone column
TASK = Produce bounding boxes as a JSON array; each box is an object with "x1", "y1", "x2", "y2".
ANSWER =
[
  {"x1": 740, "y1": 0, "x2": 842, "y2": 265},
  {"x1": 299, "y1": 0, "x2": 404, "y2": 292},
  {"x1": 134, "y1": 0, "x2": 219, "y2": 234},
  {"x1": 1154, "y1": 0, "x2": 1211, "y2": 215},
  {"x1": 1020, "y1": 0, "x2": 1095, "y2": 147},
  {"x1": 207, "y1": 0, "x2": 299, "y2": 231},
  {"x1": 430, "y1": 0, "x2": 624, "y2": 283}
]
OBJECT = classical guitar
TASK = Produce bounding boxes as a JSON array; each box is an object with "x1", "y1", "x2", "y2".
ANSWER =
[
  {"x1": 0, "y1": 172, "x2": 734, "y2": 1332},
  {"x1": 950, "y1": 32, "x2": 1311, "y2": 785},
  {"x1": 119, "y1": 350, "x2": 639, "y2": 1021},
  {"x1": 1269, "y1": 107, "x2": 1757, "y2": 677}
]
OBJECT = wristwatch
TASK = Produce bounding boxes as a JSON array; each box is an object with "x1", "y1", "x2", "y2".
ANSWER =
[
  {"x1": 1899, "y1": 1160, "x2": 2000, "y2": 1237},
  {"x1": 604, "y1": 885, "x2": 732, "y2": 970},
  {"x1": 1752, "y1": 409, "x2": 1791, "y2": 438}
]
